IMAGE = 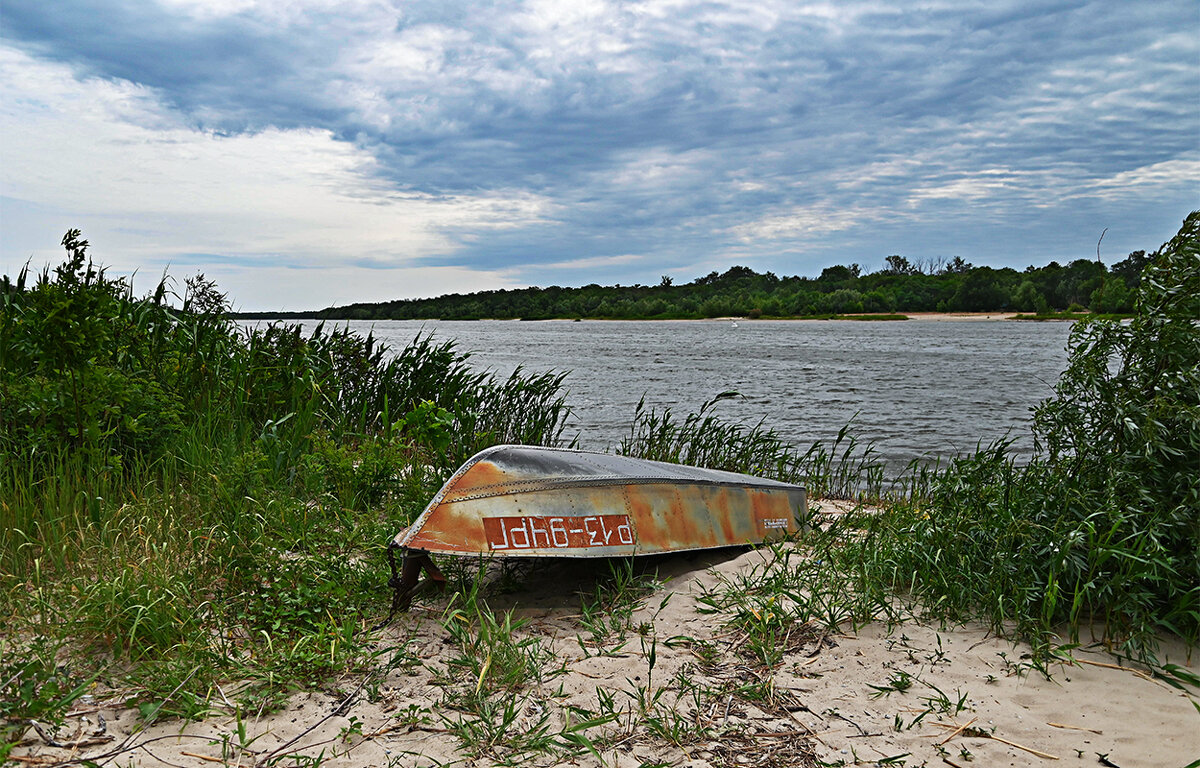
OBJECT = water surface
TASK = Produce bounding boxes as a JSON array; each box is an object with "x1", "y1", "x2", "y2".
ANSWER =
[{"x1": 252, "y1": 319, "x2": 1073, "y2": 467}]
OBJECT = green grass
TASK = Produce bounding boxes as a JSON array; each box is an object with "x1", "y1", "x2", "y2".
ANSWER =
[
  {"x1": 0, "y1": 232, "x2": 577, "y2": 749},
  {"x1": 2, "y1": 213, "x2": 1197, "y2": 759},
  {"x1": 577, "y1": 558, "x2": 663, "y2": 651}
]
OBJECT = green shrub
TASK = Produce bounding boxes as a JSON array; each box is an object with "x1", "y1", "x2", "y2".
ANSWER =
[
  {"x1": 1029, "y1": 210, "x2": 1199, "y2": 648},
  {"x1": 300, "y1": 433, "x2": 412, "y2": 510},
  {"x1": 848, "y1": 212, "x2": 1200, "y2": 661}
]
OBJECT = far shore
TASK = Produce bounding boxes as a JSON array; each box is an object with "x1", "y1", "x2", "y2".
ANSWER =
[
  {"x1": 904, "y1": 311, "x2": 1020, "y2": 321},
  {"x1": 235, "y1": 311, "x2": 1090, "y2": 322}
]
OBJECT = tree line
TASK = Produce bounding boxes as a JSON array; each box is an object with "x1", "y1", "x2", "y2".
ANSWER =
[{"x1": 238, "y1": 246, "x2": 1161, "y2": 321}]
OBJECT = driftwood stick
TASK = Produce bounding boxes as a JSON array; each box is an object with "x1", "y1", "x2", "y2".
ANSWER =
[
  {"x1": 936, "y1": 716, "x2": 977, "y2": 746},
  {"x1": 983, "y1": 732, "x2": 1058, "y2": 760},
  {"x1": 751, "y1": 730, "x2": 809, "y2": 738},
  {"x1": 1072, "y1": 658, "x2": 1174, "y2": 691},
  {"x1": 254, "y1": 674, "x2": 372, "y2": 764}
]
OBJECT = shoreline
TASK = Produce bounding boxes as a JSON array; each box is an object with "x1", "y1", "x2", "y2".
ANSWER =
[{"x1": 237, "y1": 312, "x2": 1083, "y2": 323}]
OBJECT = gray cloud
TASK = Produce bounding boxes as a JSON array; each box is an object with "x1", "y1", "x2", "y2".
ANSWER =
[{"x1": 1, "y1": 0, "x2": 1196, "y2": 303}]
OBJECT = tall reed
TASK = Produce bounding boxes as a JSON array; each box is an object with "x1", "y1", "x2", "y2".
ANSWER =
[{"x1": 618, "y1": 395, "x2": 892, "y2": 501}]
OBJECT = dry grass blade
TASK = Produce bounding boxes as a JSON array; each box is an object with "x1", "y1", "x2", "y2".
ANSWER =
[
  {"x1": 931, "y1": 722, "x2": 1059, "y2": 760},
  {"x1": 935, "y1": 716, "x2": 976, "y2": 746},
  {"x1": 181, "y1": 750, "x2": 242, "y2": 764},
  {"x1": 979, "y1": 731, "x2": 1059, "y2": 760},
  {"x1": 1047, "y1": 721, "x2": 1102, "y2": 735}
]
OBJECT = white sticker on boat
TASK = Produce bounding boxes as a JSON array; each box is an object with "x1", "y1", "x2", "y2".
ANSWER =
[{"x1": 484, "y1": 514, "x2": 635, "y2": 550}]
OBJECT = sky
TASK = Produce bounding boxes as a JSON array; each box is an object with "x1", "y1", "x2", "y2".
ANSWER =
[{"x1": 1, "y1": 1, "x2": 1197, "y2": 311}]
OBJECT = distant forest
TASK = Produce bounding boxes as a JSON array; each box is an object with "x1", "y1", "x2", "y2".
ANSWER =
[{"x1": 240, "y1": 250, "x2": 1153, "y2": 321}]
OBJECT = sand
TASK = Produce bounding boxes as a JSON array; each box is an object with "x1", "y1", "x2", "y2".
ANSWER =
[
  {"x1": 902, "y1": 312, "x2": 1023, "y2": 322},
  {"x1": 11, "y1": 520, "x2": 1198, "y2": 768}
]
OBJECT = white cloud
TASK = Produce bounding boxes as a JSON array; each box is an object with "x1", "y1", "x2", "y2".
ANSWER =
[
  {"x1": 904, "y1": 169, "x2": 1027, "y2": 204},
  {"x1": 516, "y1": 0, "x2": 633, "y2": 62},
  {"x1": 214, "y1": 263, "x2": 521, "y2": 312},
  {"x1": 605, "y1": 147, "x2": 713, "y2": 190},
  {"x1": 0, "y1": 46, "x2": 547, "y2": 308},
  {"x1": 157, "y1": 0, "x2": 392, "y2": 24},
  {"x1": 540, "y1": 253, "x2": 643, "y2": 270},
  {"x1": 2, "y1": 0, "x2": 1195, "y2": 303},
  {"x1": 156, "y1": 0, "x2": 260, "y2": 18},
  {"x1": 1089, "y1": 156, "x2": 1200, "y2": 196},
  {"x1": 728, "y1": 203, "x2": 877, "y2": 242}
]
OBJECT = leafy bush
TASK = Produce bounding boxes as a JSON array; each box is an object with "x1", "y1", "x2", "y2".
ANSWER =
[
  {"x1": 0, "y1": 232, "x2": 186, "y2": 463},
  {"x1": 1030, "y1": 210, "x2": 1199, "y2": 648},
  {"x1": 841, "y1": 212, "x2": 1200, "y2": 661}
]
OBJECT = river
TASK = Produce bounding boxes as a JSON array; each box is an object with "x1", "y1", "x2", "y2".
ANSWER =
[{"x1": 245, "y1": 318, "x2": 1074, "y2": 468}]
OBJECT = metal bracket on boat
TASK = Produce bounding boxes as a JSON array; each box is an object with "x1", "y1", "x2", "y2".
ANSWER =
[{"x1": 386, "y1": 543, "x2": 446, "y2": 612}]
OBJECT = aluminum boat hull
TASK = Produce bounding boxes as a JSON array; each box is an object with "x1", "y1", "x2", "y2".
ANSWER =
[{"x1": 391, "y1": 444, "x2": 808, "y2": 558}]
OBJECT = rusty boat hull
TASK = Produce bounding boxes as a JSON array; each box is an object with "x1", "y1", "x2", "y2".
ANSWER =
[
  {"x1": 392, "y1": 444, "x2": 807, "y2": 558},
  {"x1": 384, "y1": 445, "x2": 807, "y2": 610}
]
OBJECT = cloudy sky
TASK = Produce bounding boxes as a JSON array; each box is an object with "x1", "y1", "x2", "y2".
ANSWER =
[{"x1": 1, "y1": 0, "x2": 1196, "y2": 311}]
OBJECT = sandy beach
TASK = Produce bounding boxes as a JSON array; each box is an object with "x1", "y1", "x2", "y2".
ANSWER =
[
  {"x1": 903, "y1": 312, "x2": 1022, "y2": 322},
  {"x1": 12, "y1": 505, "x2": 1197, "y2": 768}
]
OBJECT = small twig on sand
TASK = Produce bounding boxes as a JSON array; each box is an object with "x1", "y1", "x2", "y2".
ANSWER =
[
  {"x1": 181, "y1": 751, "x2": 244, "y2": 764},
  {"x1": 967, "y1": 638, "x2": 993, "y2": 653},
  {"x1": 751, "y1": 730, "x2": 809, "y2": 739},
  {"x1": 1072, "y1": 658, "x2": 1174, "y2": 691},
  {"x1": 978, "y1": 734, "x2": 1056, "y2": 761},
  {"x1": 1047, "y1": 721, "x2": 1102, "y2": 735},
  {"x1": 830, "y1": 711, "x2": 873, "y2": 737},
  {"x1": 936, "y1": 716, "x2": 977, "y2": 746}
]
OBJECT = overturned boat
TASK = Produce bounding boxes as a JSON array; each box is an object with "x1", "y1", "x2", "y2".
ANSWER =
[{"x1": 386, "y1": 444, "x2": 807, "y2": 609}]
